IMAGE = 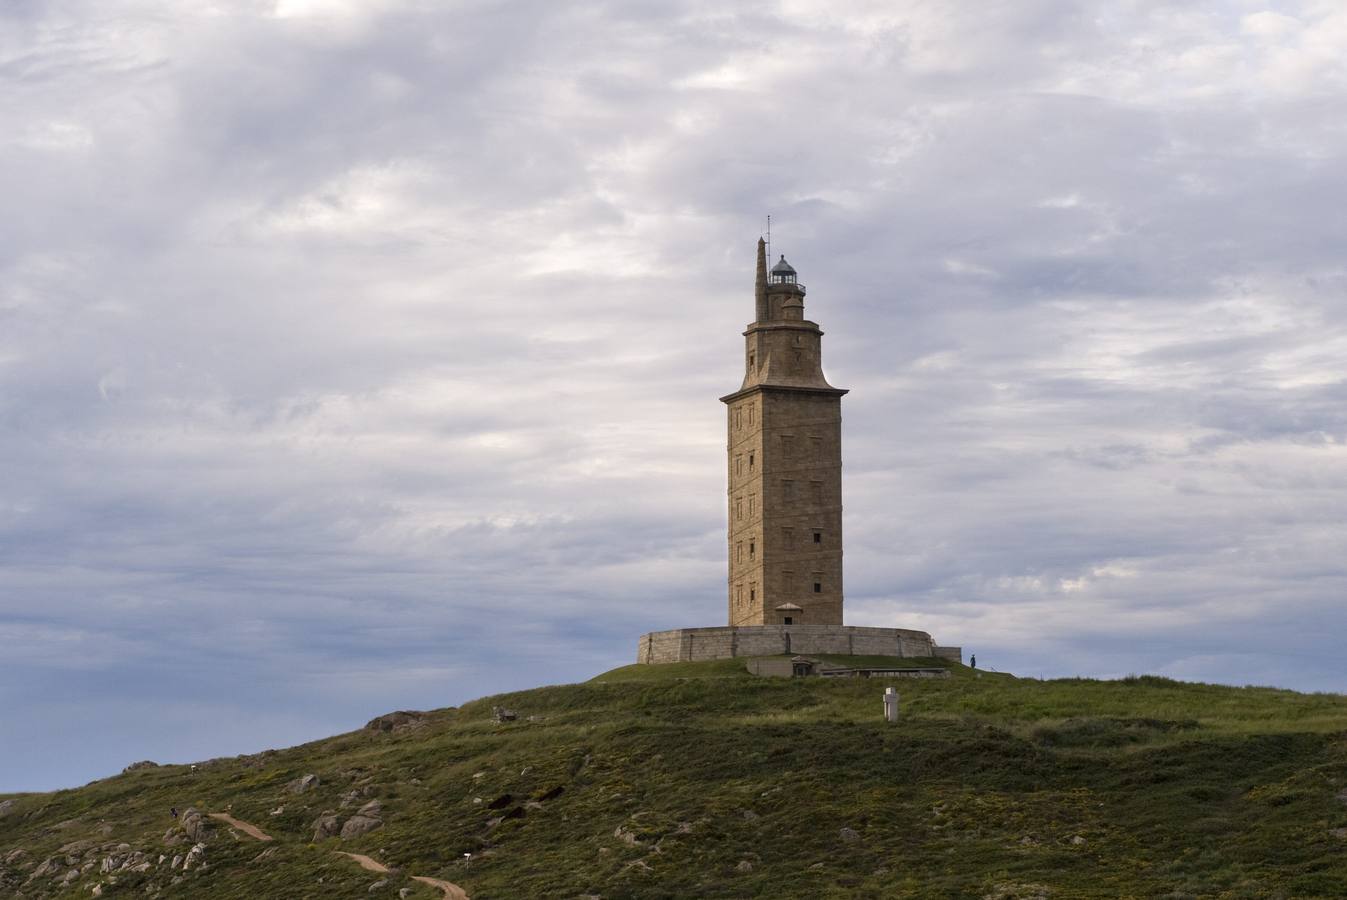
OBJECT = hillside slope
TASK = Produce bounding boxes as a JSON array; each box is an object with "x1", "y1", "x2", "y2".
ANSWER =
[{"x1": 3, "y1": 659, "x2": 1347, "y2": 899}]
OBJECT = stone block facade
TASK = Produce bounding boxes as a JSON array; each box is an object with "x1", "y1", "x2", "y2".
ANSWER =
[{"x1": 636, "y1": 625, "x2": 962, "y2": 665}]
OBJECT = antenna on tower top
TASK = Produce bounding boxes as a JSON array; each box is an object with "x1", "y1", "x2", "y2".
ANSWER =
[{"x1": 766, "y1": 214, "x2": 771, "y2": 263}]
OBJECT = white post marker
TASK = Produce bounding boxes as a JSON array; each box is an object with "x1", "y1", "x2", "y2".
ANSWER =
[{"x1": 883, "y1": 687, "x2": 899, "y2": 723}]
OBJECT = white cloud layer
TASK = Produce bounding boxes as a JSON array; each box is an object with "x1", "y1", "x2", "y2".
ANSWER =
[{"x1": 2, "y1": 0, "x2": 1346, "y2": 790}]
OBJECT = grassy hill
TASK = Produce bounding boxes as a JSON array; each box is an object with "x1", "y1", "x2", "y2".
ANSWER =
[{"x1": 3, "y1": 658, "x2": 1347, "y2": 899}]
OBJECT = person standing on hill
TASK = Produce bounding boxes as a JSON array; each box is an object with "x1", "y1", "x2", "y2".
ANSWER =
[{"x1": 970, "y1": 654, "x2": 977, "y2": 669}]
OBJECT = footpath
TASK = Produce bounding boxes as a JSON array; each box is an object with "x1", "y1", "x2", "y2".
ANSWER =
[{"x1": 209, "y1": 811, "x2": 469, "y2": 899}]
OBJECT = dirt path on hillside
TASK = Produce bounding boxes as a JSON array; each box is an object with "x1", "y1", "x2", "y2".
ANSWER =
[
  {"x1": 411, "y1": 874, "x2": 470, "y2": 900},
  {"x1": 334, "y1": 851, "x2": 469, "y2": 900},
  {"x1": 208, "y1": 813, "x2": 274, "y2": 841},
  {"x1": 336, "y1": 851, "x2": 388, "y2": 873}
]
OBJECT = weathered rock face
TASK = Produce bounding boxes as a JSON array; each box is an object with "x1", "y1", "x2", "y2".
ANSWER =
[
  {"x1": 0, "y1": 799, "x2": 15, "y2": 818},
  {"x1": 364, "y1": 710, "x2": 427, "y2": 733},
  {"x1": 121, "y1": 760, "x2": 159, "y2": 773},
  {"x1": 287, "y1": 773, "x2": 320, "y2": 794},
  {"x1": 313, "y1": 813, "x2": 343, "y2": 841}
]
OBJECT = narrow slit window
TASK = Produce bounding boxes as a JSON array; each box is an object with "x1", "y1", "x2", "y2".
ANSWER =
[
  {"x1": 749, "y1": 541, "x2": 755, "y2": 559},
  {"x1": 813, "y1": 531, "x2": 822, "y2": 544},
  {"x1": 813, "y1": 581, "x2": 822, "y2": 593}
]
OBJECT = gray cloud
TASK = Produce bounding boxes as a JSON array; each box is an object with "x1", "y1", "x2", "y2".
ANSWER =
[{"x1": 3, "y1": 0, "x2": 1346, "y2": 790}]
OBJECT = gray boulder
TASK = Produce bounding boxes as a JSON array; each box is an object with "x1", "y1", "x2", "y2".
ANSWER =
[
  {"x1": 340, "y1": 815, "x2": 383, "y2": 840},
  {"x1": 312, "y1": 813, "x2": 342, "y2": 841},
  {"x1": 287, "y1": 774, "x2": 320, "y2": 794},
  {"x1": 0, "y1": 799, "x2": 15, "y2": 818}
]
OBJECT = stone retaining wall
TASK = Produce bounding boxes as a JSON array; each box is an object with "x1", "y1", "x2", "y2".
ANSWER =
[{"x1": 636, "y1": 625, "x2": 962, "y2": 665}]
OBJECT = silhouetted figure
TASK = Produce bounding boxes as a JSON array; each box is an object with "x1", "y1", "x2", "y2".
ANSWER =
[
  {"x1": 970, "y1": 654, "x2": 977, "y2": 669},
  {"x1": 170, "y1": 807, "x2": 178, "y2": 819}
]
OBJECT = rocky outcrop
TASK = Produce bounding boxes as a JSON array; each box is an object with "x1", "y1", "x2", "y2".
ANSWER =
[
  {"x1": 181, "y1": 843, "x2": 206, "y2": 871},
  {"x1": 121, "y1": 760, "x2": 159, "y2": 773},
  {"x1": 179, "y1": 808, "x2": 212, "y2": 843},
  {"x1": 287, "y1": 773, "x2": 320, "y2": 794},
  {"x1": 364, "y1": 711, "x2": 427, "y2": 733},
  {"x1": 0, "y1": 799, "x2": 15, "y2": 818}
]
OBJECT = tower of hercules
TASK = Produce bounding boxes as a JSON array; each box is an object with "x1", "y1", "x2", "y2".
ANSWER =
[{"x1": 721, "y1": 240, "x2": 847, "y2": 628}]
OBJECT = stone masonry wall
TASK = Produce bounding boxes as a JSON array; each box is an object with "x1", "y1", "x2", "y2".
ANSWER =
[{"x1": 637, "y1": 625, "x2": 962, "y2": 665}]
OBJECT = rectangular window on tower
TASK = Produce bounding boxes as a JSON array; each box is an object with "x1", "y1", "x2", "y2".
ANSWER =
[
  {"x1": 748, "y1": 453, "x2": 755, "y2": 470},
  {"x1": 748, "y1": 405, "x2": 754, "y2": 425},
  {"x1": 735, "y1": 408, "x2": 742, "y2": 430},
  {"x1": 735, "y1": 497, "x2": 743, "y2": 520},
  {"x1": 748, "y1": 493, "x2": 756, "y2": 516},
  {"x1": 813, "y1": 530, "x2": 822, "y2": 544},
  {"x1": 735, "y1": 455, "x2": 743, "y2": 477},
  {"x1": 735, "y1": 584, "x2": 743, "y2": 605},
  {"x1": 736, "y1": 542, "x2": 743, "y2": 562},
  {"x1": 749, "y1": 541, "x2": 755, "y2": 559},
  {"x1": 783, "y1": 528, "x2": 795, "y2": 549},
  {"x1": 748, "y1": 352, "x2": 755, "y2": 370},
  {"x1": 750, "y1": 584, "x2": 757, "y2": 604},
  {"x1": 813, "y1": 575, "x2": 823, "y2": 593}
]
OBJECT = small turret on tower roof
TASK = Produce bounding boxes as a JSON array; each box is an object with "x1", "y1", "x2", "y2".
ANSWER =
[
  {"x1": 770, "y1": 255, "x2": 797, "y2": 282},
  {"x1": 754, "y1": 238, "x2": 768, "y2": 322}
]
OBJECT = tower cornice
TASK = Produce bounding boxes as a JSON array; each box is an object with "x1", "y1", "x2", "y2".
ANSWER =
[{"x1": 720, "y1": 383, "x2": 849, "y2": 405}]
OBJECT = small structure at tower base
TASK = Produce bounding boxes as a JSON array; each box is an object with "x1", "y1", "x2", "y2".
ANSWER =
[{"x1": 637, "y1": 625, "x2": 962, "y2": 665}]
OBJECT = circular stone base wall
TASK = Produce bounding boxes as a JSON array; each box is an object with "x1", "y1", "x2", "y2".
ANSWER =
[{"x1": 637, "y1": 625, "x2": 962, "y2": 665}]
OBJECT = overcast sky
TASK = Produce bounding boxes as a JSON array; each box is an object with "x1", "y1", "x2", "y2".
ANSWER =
[{"x1": 3, "y1": 0, "x2": 1346, "y2": 791}]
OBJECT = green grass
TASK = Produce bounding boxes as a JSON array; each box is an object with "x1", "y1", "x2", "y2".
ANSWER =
[{"x1": 4, "y1": 663, "x2": 1347, "y2": 898}]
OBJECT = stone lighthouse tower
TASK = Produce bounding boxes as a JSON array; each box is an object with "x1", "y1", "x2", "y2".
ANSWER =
[{"x1": 720, "y1": 239, "x2": 848, "y2": 627}]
